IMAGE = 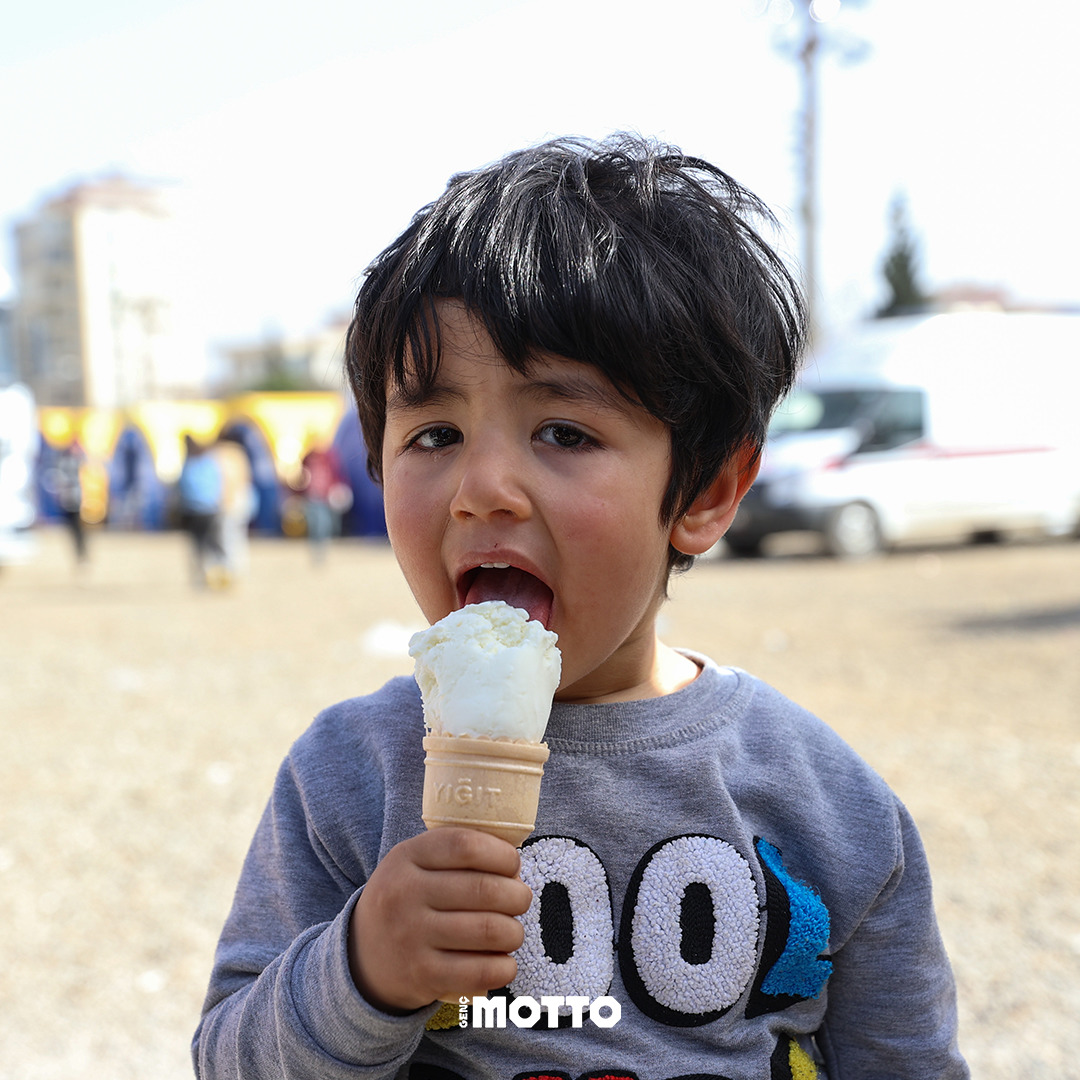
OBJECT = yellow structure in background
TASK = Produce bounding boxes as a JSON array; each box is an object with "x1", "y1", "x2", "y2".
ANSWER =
[
  {"x1": 127, "y1": 400, "x2": 227, "y2": 482},
  {"x1": 36, "y1": 393, "x2": 350, "y2": 525},
  {"x1": 227, "y1": 392, "x2": 345, "y2": 486},
  {"x1": 39, "y1": 406, "x2": 123, "y2": 455},
  {"x1": 38, "y1": 406, "x2": 124, "y2": 523}
]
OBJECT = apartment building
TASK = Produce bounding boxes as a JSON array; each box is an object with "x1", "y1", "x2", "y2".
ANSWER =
[{"x1": 13, "y1": 176, "x2": 207, "y2": 406}]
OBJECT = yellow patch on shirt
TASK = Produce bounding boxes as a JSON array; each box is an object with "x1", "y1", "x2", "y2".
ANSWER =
[
  {"x1": 789, "y1": 1037, "x2": 819, "y2": 1079},
  {"x1": 425, "y1": 1000, "x2": 461, "y2": 1031}
]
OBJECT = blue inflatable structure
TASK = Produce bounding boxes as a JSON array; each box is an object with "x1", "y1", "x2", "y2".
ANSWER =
[
  {"x1": 219, "y1": 421, "x2": 283, "y2": 534},
  {"x1": 333, "y1": 408, "x2": 386, "y2": 538},
  {"x1": 108, "y1": 425, "x2": 167, "y2": 529}
]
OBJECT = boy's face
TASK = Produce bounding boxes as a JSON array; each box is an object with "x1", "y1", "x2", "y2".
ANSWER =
[{"x1": 381, "y1": 301, "x2": 683, "y2": 704}]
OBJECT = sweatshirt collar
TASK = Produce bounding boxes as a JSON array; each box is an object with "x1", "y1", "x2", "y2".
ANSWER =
[{"x1": 543, "y1": 654, "x2": 745, "y2": 755}]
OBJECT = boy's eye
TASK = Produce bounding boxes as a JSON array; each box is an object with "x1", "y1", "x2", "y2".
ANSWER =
[
  {"x1": 537, "y1": 423, "x2": 593, "y2": 450},
  {"x1": 412, "y1": 425, "x2": 461, "y2": 450}
]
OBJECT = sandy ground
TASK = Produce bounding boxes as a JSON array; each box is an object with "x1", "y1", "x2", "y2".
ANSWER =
[{"x1": 2, "y1": 525, "x2": 1078, "y2": 1079}]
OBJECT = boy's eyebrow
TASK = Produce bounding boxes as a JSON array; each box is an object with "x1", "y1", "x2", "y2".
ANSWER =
[
  {"x1": 385, "y1": 381, "x2": 464, "y2": 413},
  {"x1": 520, "y1": 373, "x2": 634, "y2": 413},
  {"x1": 386, "y1": 369, "x2": 637, "y2": 415}
]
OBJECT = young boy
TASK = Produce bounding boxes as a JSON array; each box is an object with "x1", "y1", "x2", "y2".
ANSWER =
[{"x1": 193, "y1": 135, "x2": 968, "y2": 1079}]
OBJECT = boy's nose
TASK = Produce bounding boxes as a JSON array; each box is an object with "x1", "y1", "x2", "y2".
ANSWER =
[{"x1": 449, "y1": 441, "x2": 532, "y2": 521}]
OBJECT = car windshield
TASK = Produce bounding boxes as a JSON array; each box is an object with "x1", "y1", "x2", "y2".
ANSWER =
[{"x1": 769, "y1": 389, "x2": 883, "y2": 436}]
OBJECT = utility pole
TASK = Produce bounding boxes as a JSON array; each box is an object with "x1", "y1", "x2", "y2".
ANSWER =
[
  {"x1": 797, "y1": 4, "x2": 821, "y2": 340},
  {"x1": 771, "y1": 0, "x2": 868, "y2": 341}
]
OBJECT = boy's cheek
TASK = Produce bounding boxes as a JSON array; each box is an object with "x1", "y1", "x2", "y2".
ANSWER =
[{"x1": 382, "y1": 476, "x2": 432, "y2": 541}]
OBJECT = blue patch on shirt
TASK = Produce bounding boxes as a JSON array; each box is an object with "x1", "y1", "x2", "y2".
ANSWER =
[{"x1": 755, "y1": 839, "x2": 832, "y2": 1000}]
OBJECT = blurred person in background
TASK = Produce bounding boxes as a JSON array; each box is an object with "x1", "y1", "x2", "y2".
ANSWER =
[
  {"x1": 209, "y1": 430, "x2": 255, "y2": 584},
  {"x1": 297, "y1": 436, "x2": 351, "y2": 564},
  {"x1": 46, "y1": 436, "x2": 88, "y2": 565},
  {"x1": 177, "y1": 434, "x2": 224, "y2": 588}
]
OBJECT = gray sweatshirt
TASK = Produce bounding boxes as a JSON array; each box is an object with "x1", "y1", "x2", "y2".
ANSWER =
[{"x1": 193, "y1": 656, "x2": 968, "y2": 1079}]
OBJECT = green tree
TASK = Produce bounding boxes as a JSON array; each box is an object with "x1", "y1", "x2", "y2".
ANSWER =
[{"x1": 876, "y1": 193, "x2": 928, "y2": 318}]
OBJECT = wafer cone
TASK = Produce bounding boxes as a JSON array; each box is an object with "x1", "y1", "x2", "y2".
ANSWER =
[{"x1": 422, "y1": 734, "x2": 549, "y2": 847}]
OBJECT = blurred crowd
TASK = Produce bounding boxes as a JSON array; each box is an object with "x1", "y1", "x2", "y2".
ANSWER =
[{"x1": 4, "y1": 390, "x2": 386, "y2": 578}]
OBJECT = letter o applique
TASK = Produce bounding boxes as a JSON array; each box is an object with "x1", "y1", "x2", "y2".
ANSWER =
[
  {"x1": 619, "y1": 835, "x2": 760, "y2": 1026},
  {"x1": 512, "y1": 837, "x2": 615, "y2": 1022}
]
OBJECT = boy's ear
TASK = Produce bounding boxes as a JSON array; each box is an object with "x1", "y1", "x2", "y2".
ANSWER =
[{"x1": 669, "y1": 444, "x2": 761, "y2": 557}]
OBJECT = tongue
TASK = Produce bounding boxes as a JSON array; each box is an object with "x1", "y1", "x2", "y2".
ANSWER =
[{"x1": 465, "y1": 567, "x2": 554, "y2": 628}]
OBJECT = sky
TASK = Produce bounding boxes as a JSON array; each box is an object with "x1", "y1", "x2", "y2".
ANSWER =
[{"x1": 2, "y1": 0, "x2": 1078, "y2": 364}]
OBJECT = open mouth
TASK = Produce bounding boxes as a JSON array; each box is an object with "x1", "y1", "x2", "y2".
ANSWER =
[{"x1": 458, "y1": 564, "x2": 555, "y2": 628}]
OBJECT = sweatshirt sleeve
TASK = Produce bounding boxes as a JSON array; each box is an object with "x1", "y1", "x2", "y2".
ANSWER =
[
  {"x1": 192, "y1": 754, "x2": 435, "y2": 1078},
  {"x1": 817, "y1": 802, "x2": 969, "y2": 1079}
]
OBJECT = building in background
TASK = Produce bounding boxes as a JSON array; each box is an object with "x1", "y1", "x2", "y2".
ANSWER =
[
  {"x1": 217, "y1": 316, "x2": 349, "y2": 394},
  {"x1": 12, "y1": 176, "x2": 208, "y2": 407}
]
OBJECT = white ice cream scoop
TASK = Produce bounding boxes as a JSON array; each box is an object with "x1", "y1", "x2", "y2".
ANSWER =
[{"x1": 408, "y1": 601, "x2": 561, "y2": 742}]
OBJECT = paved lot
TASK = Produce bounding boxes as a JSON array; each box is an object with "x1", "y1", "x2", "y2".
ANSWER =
[{"x1": 2, "y1": 526, "x2": 1078, "y2": 1078}]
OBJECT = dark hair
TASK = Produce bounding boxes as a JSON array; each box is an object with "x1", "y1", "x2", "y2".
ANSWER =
[{"x1": 344, "y1": 134, "x2": 806, "y2": 570}]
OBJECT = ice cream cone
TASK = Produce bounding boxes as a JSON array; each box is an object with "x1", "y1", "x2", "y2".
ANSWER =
[{"x1": 422, "y1": 734, "x2": 549, "y2": 847}]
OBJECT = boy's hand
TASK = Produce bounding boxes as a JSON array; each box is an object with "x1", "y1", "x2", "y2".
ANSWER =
[{"x1": 348, "y1": 828, "x2": 533, "y2": 1014}]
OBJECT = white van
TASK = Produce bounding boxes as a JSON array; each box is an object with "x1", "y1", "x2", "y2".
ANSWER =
[{"x1": 725, "y1": 311, "x2": 1080, "y2": 557}]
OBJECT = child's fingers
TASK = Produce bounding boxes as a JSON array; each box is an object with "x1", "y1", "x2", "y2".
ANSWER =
[
  {"x1": 428, "y1": 909, "x2": 527, "y2": 957},
  {"x1": 432, "y1": 952, "x2": 520, "y2": 1000},
  {"x1": 409, "y1": 827, "x2": 522, "y2": 877},
  {"x1": 424, "y1": 868, "x2": 533, "y2": 917},
  {"x1": 348, "y1": 831, "x2": 534, "y2": 1011}
]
